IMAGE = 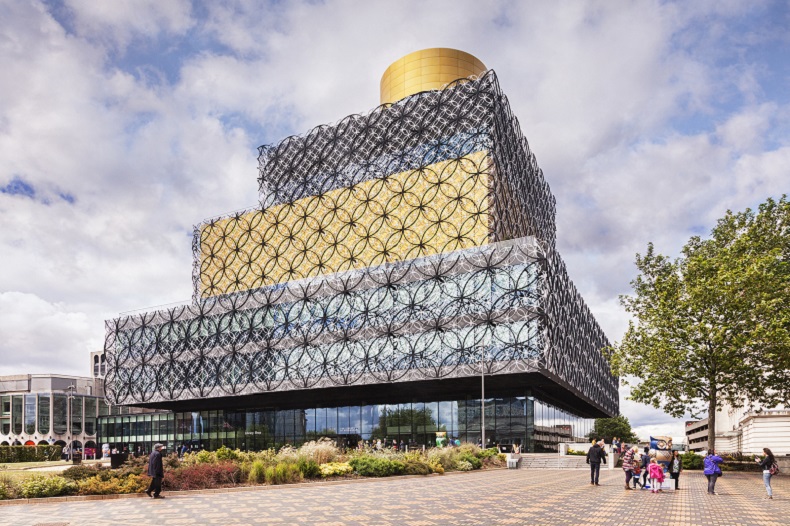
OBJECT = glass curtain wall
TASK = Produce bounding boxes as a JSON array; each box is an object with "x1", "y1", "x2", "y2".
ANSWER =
[{"x1": 97, "y1": 396, "x2": 591, "y2": 454}]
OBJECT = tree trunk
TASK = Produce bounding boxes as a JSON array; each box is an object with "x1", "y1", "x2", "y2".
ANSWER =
[{"x1": 707, "y1": 391, "x2": 717, "y2": 452}]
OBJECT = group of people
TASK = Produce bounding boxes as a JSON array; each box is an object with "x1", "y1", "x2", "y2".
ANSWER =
[
  {"x1": 703, "y1": 447, "x2": 779, "y2": 499},
  {"x1": 620, "y1": 445, "x2": 682, "y2": 492},
  {"x1": 587, "y1": 440, "x2": 779, "y2": 499}
]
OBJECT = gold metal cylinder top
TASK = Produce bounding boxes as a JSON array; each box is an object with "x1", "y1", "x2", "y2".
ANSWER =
[{"x1": 380, "y1": 48, "x2": 487, "y2": 105}]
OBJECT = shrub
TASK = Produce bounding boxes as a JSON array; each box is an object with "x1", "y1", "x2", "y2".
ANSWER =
[
  {"x1": 215, "y1": 446, "x2": 240, "y2": 462},
  {"x1": 117, "y1": 455, "x2": 148, "y2": 477},
  {"x1": 0, "y1": 479, "x2": 15, "y2": 500},
  {"x1": 428, "y1": 459, "x2": 444, "y2": 474},
  {"x1": 0, "y1": 445, "x2": 63, "y2": 463},
  {"x1": 248, "y1": 460, "x2": 266, "y2": 484},
  {"x1": 348, "y1": 456, "x2": 405, "y2": 477},
  {"x1": 297, "y1": 458, "x2": 320, "y2": 479},
  {"x1": 163, "y1": 452, "x2": 181, "y2": 469},
  {"x1": 457, "y1": 453, "x2": 482, "y2": 470},
  {"x1": 265, "y1": 462, "x2": 302, "y2": 485},
  {"x1": 62, "y1": 465, "x2": 103, "y2": 481},
  {"x1": 319, "y1": 462, "x2": 353, "y2": 478},
  {"x1": 298, "y1": 438, "x2": 339, "y2": 465},
  {"x1": 427, "y1": 448, "x2": 457, "y2": 471},
  {"x1": 19, "y1": 475, "x2": 75, "y2": 498},
  {"x1": 403, "y1": 458, "x2": 432, "y2": 475},
  {"x1": 77, "y1": 474, "x2": 148, "y2": 495},
  {"x1": 275, "y1": 445, "x2": 299, "y2": 463},
  {"x1": 457, "y1": 444, "x2": 481, "y2": 457},
  {"x1": 566, "y1": 448, "x2": 587, "y2": 456},
  {"x1": 681, "y1": 453, "x2": 704, "y2": 470},
  {"x1": 456, "y1": 460, "x2": 474, "y2": 471},
  {"x1": 477, "y1": 448, "x2": 499, "y2": 459},
  {"x1": 164, "y1": 461, "x2": 241, "y2": 491}
]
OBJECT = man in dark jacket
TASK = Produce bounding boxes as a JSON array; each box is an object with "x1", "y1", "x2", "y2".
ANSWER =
[
  {"x1": 146, "y1": 443, "x2": 166, "y2": 498},
  {"x1": 586, "y1": 440, "x2": 607, "y2": 486}
]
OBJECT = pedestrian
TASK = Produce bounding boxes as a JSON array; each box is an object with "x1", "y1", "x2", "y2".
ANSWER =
[
  {"x1": 703, "y1": 449, "x2": 724, "y2": 495},
  {"x1": 613, "y1": 437, "x2": 620, "y2": 454},
  {"x1": 668, "y1": 450, "x2": 683, "y2": 490},
  {"x1": 621, "y1": 445, "x2": 637, "y2": 490},
  {"x1": 648, "y1": 458, "x2": 665, "y2": 493},
  {"x1": 586, "y1": 440, "x2": 607, "y2": 486},
  {"x1": 755, "y1": 447, "x2": 777, "y2": 499},
  {"x1": 641, "y1": 447, "x2": 650, "y2": 488},
  {"x1": 146, "y1": 443, "x2": 166, "y2": 499},
  {"x1": 631, "y1": 449, "x2": 643, "y2": 489}
]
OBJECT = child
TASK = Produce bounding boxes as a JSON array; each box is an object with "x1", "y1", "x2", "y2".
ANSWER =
[
  {"x1": 648, "y1": 458, "x2": 665, "y2": 493},
  {"x1": 631, "y1": 451, "x2": 643, "y2": 488}
]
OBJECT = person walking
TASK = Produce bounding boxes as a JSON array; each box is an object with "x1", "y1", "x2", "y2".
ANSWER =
[
  {"x1": 621, "y1": 445, "x2": 637, "y2": 490},
  {"x1": 146, "y1": 443, "x2": 166, "y2": 499},
  {"x1": 756, "y1": 447, "x2": 777, "y2": 499},
  {"x1": 668, "y1": 450, "x2": 683, "y2": 490},
  {"x1": 586, "y1": 440, "x2": 607, "y2": 486},
  {"x1": 631, "y1": 448, "x2": 643, "y2": 489},
  {"x1": 703, "y1": 449, "x2": 724, "y2": 495}
]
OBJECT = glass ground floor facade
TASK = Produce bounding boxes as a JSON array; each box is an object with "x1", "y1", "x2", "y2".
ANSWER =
[{"x1": 97, "y1": 393, "x2": 593, "y2": 454}]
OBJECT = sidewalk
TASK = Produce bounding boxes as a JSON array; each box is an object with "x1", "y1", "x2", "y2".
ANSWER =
[{"x1": 1, "y1": 468, "x2": 787, "y2": 525}]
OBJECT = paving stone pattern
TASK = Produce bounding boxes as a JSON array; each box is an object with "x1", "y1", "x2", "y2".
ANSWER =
[{"x1": 2, "y1": 469, "x2": 788, "y2": 526}]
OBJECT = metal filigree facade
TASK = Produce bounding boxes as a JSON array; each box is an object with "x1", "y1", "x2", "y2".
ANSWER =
[{"x1": 105, "y1": 71, "x2": 618, "y2": 417}]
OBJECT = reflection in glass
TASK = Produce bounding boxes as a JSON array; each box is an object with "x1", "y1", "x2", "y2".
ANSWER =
[
  {"x1": 12, "y1": 396, "x2": 23, "y2": 435},
  {"x1": 25, "y1": 395, "x2": 36, "y2": 434},
  {"x1": 71, "y1": 397, "x2": 83, "y2": 435},
  {"x1": 53, "y1": 395, "x2": 67, "y2": 435},
  {"x1": 84, "y1": 398, "x2": 97, "y2": 435},
  {"x1": 38, "y1": 395, "x2": 50, "y2": 435}
]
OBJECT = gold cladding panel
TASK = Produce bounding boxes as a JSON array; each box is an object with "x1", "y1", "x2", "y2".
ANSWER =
[
  {"x1": 198, "y1": 151, "x2": 492, "y2": 297},
  {"x1": 380, "y1": 48, "x2": 486, "y2": 104}
]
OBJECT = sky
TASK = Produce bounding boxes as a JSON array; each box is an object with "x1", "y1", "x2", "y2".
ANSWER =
[{"x1": 1, "y1": 0, "x2": 788, "y2": 441}]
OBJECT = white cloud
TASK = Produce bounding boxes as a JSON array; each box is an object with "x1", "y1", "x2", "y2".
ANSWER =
[
  {"x1": 60, "y1": 0, "x2": 194, "y2": 51},
  {"x1": 0, "y1": 292, "x2": 99, "y2": 376},
  {"x1": 0, "y1": 1, "x2": 786, "y2": 438}
]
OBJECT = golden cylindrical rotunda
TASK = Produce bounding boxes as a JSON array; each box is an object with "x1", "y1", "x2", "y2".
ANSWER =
[{"x1": 380, "y1": 48, "x2": 487, "y2": 105}]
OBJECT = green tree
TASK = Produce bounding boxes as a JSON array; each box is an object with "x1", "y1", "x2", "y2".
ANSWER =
[
  {"x1": 610, "y1": 196, "x2": 790, "y2": 451},
  {"x1": 587, "y1": 415, "x2": 638, "y2": 443}
]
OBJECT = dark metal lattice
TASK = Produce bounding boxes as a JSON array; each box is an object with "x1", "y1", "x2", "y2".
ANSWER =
[{"x1": 105, "y1": 72, "x2": 618, "y2": 416}]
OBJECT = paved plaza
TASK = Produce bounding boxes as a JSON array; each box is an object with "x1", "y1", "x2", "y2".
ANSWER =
[{"x1": 1, "y1": 468, "x2": 788, "y2": 526}]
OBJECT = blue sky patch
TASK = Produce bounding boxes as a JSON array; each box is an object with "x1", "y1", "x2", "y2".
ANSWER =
[{"x1": 0, "y1": 176, "x2": 36, "y2": 199}]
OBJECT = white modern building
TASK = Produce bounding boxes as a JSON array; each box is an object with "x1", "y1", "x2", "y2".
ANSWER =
[{"x1": 686, "y1": 403, "x2": 790, "y2": 455}]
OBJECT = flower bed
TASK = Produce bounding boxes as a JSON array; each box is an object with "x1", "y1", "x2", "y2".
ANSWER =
[{"x1": 0, "y1": 441, "x2": 504, "y2": 501}]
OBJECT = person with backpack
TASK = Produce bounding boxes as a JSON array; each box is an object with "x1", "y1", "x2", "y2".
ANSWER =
[
  {"x1": 755, "y1": 447, "x2": 778, "y2": 499},
  {"x1": 703, "y1": 449, "x2": 724, "y2": 495},
  {"x1": 586, "y1": 440, "x2": 607, "y2": 486}
]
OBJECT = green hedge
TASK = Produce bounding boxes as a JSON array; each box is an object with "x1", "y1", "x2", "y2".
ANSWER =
[{"x1": 0, "y1": 445, "x2": 63, "y2": 463}]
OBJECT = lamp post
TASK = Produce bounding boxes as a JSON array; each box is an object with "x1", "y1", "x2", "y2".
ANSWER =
[
  {"x1": 66, "y1": 384, "x2": 76, "y2": 462},
  {"x1": 480, "y1": 346, "x2": 486, "y2": 449}
]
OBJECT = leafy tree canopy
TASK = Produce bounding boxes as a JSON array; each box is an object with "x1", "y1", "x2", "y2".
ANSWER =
[
  {"x1": 610, "y1": 196, "x2": 790, "y2": 450},
  {"x1": 587, "y1": 415, "x2": 638, "y2": 444}
]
